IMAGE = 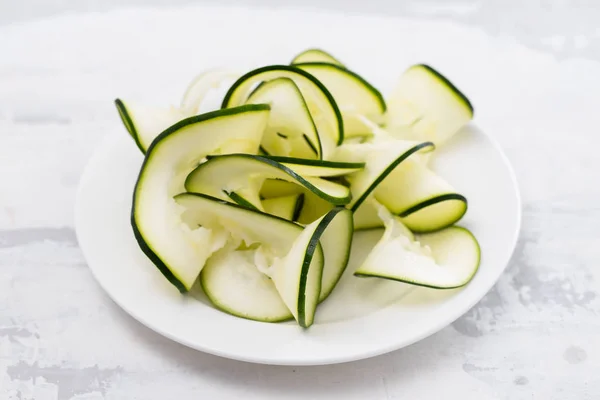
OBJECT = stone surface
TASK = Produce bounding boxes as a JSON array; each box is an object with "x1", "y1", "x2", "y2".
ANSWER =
[{"x1": 1, "y1": 1, "x2": 599, "y2": 399}]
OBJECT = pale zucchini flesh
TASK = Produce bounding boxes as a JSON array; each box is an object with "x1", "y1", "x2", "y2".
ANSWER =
[
  {"x1": 201, "y1": 247, "x2": 293, "y2": 322},
  {"x1": 262, "y1": 193, "x2": 304, "y2": 221},
  {"x1": 260, "y1": 179, "x2": 302, "y2": 198},
  {"x1": 386, "y1": 64, "x2": 473, "y2": 145},
  {"x1": 356, "y1": 223, "x2": 480, "y2": 289},
  {"x1": 295, "y1": 62, "x2": 386, "y2": 138},
  {"x1": 269, "y1": 216, "x2": 325, "y2": 328},
  {"x1": 332, "y1": 140, "x2": 435, "y2": 211},
  {"x1": 222, "y1": 65, "x2": 344, "y2": 147},
  {"x1": 245, "y1": 77, "x2": 322, "y2": 160},
  {"x1": 374, "y1": 157, "x2": 467, "y2": 232},
  {"x1": 115, "y1": 99, "x2": 186, "y2": 153},
  {"x1": 291, "y1": 48, "x2": 345, "y2": 67},
  {"x1": 399, "y1": 194, "x2": 467, "y2": 233},
  {"x1": 174, "y1": 192, "x2": 304, "y2": 261},
  {"x1": 352, "y1": 198, "x2": 384, "y2": 231},
  {"x1": 259, "y1": 179, "x2": 335, "y2": 225},
  {"x1": 180, "y1": 69, "x2": 240, "y2": 115},
  {"x1": 175, "y1": 192, "x2": 309, "y2": 323},
  {"x1": 296, "y1": 190, "x2": 334, "y2": 225},
  {"x1": 316, "y1": 208, "x2": 353, "y2": 301}
]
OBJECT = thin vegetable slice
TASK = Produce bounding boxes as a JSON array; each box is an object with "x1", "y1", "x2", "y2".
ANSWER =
[
  {"x1": 131, "y1": 105, "x2": 270, "y2": 292},
  {"x1": 267, "y1": 213, "x2": 325, "y2": 328},
  {"x1": 316, "y1": 208, "x2": 353, "y2": 302},
  {"x1": 266, "y1": 207, "x2": 351, "y2": 326},
  {"x1": 185, "y1": 154, "x2": 352, "y2": 208},
  {"x1": 259, "y1": 179, "x2": 335, "y2": 225},
  {"x1": 262, "y1": 193, "x2": 304, "y2": 221},
  {"x1": 175, "y1": 192, "x2": 305, "y2": 323},
  {"x1": 353, "y1": 198, "x2": 384, "y2": 231},
  {"x1": 386, "y1": 64, "x2": 473, "y2": 145},
  {"x1": 201, "y1": 247, "x2": 293, "y2": 322},
  {"x1": 222, "y1": 65, "x2": 344, "y2": 150},
  {"x1": 245, "y1": 77, "x2": 322, "y2": 159},
  {"x1": 295, "y1": 62, "x2": 386, "y2": 138},
  {"x1": 180, "y1": 68, "x2": 240, "y2": 115},
  {"x1": 115, "y1": 99, "x2": 186, "y2": 153},
  {"x1": 332, "y1": 139, "x2": 434, "y2": 211},
  {"x1": 355, "y1": 206, "x2": 480, "y2": 288},
  {"x1": 374, "y1": 157, "x2": 467, "y2": 232},
  {"x1": 291, "y1": 48, "x2": 345, "y2": 67},
  {"x1": 264, "y1": 155, "x2": 364, "y2": 177}
]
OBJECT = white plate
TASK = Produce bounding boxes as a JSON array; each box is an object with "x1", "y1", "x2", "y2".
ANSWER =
[
  {"x1": 74, "y1": 8, "x2": 521, "y2": 366},
  {"x1": 75, "y1": 123, "x2": 520, "y2": 365}
]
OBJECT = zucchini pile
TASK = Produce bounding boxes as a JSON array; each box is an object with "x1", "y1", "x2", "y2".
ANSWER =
[{"x1": 116, "y1": 48, "x2": 480, "y2": 328}]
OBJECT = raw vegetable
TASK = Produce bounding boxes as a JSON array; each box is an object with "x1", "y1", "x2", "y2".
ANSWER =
[
  {"x1": 245, "y1": 77, "x2": 323, "y2": 160},
  {"x1": 262, "y1": 193, "x2": 304, "y2": 221},
  {"x1": 185, "y1": 154, "x2": 352, "y2": 208},
  {"x1": 116, "y1": 49, "x2": 481, "y2": 328},
  {"x1": 294, "y1": 63, "x2": 386, "y2": 137},
  {"x1": 131, "y1": 105, "x2": 270, "y2": 292},
  {"x1": 355, "y1": 206, "x2": 480, "y2": 288},
  {"x1": 221, "y1": 65, "x2": 344, "y2": 151},
  {"x1": 385, "y1": 64, "x2": 473, "y2": 145},
  {"x1": 291, "y1": 48, "x2": 345, "y2": 66},
  {"x1": 374, "y1": 157, "x2": 467, "y2": 232},
  {"x1": 115, "y1": 99, "x2": 186, "y2": 153}
]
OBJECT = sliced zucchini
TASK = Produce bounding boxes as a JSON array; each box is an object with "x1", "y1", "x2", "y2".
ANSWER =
[
  {"x1": 398, "y1": 194, "x2": 468, "y2": 233},
  {"x1": 294, "y1": 63, "x2": 385, "y2": 138},
  {"x1": 201, "y1": 247, "x2": 293, "y2": 323},
  {"x1": 386, "y1": 64, "x2": 473, "y2": 145},
  {"x1": 291, "y1": 48, "x2": 345, "y2": 67},
  {"x1": 176, "y1": 192, "x2": 308, "y2": 323},
  {"x1": 131, "y1": 105, "x2": 270, "y2": 292},
  {"x1": 332, "y1": 140, "x2": 434, "y2": 211},
  {"x1": 178, "y1": 192, "x2": 327, "y2": 325},
  {"x1": 114, "y1": 99, "x2": 186, "y2": 153},
  {"x1": 264, "y1": 155, "x2": 364, "y2": 177},
  {"x1": 221, "y1": 65, "x2": 344, "y2": 149},
  {"x1": 259, "y1": 180, "x2": 334, "y2": 225},
  {"x1": 260, "y1": 179, "x2": 302, "y2": 198},
  {"x1": 267, "y1": 207, "x2": 351, "y2": 326},
  {"x1": 296, "y1": 190, "x2": 334, "y2": 225},
  {"x1": 374, "y1": 157, "x2": 467, "y2": 232},
  {"x1": 180, "y1": 68, "x2": 239, "y2": 115},
  {"x1": 316, "y1": 208, "x2": 353, "y2": 301},
  {"x1": 262, "y1": 193, "x2": 304, "y2": 221},
  {"x1": 353, "y1": 198, "x2": 384, "y2": 231},
  {"x1": 245, "y1": 78, "x2": 322, "y2": 160},
  {"x1": 355, "y1": 209, "x2": 480, "y2": 289},
  {"x1": 343, "y1": 134, "x2": 373, "y2": 145},
  {"x1": 185, "y1": 154, "x2": 351, "y2": 208},
  {"x1": 227, "y1": 191, "x2": 261, "y2": 211},
  {"x1": 267, "y1": 214, "x2": 325, "y2": 328}
]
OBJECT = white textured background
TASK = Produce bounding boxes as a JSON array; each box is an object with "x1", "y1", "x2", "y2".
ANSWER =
[{"x1": 1, "y1": 1, "x2": 599, "y2": 399}]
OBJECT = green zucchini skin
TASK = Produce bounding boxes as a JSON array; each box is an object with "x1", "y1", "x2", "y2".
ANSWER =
[
  {"x1": 416, "y1": 64, "x2": 474, "y2": 116},
  {"x1": 186, "y1": 154, "x2": 352, "y2": 206},
  {"x1": 294, "y1": 62, "x2": 387, "y2": 113},
  {"x1": 114, "y1": 98, "x2": 145, "y2": 153},
  {"x1": 291, "y1": 48, "x2": 346, "y2": 67},
  {"x1": 263, "y1": 155, "x2": 365, "y2": 169},
  {"x1": 350, "y1": 141, "x2": 435, "y2": 212},
  {"x1": 221, "y1": 64, "x2": 345, "y2": 145}
]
